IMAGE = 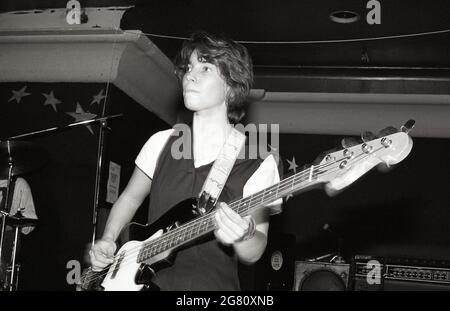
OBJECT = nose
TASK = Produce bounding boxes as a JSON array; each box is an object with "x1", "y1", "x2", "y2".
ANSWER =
[
  {"x1": 184, "y1": 72, "x2": 196, "y2": 83},
  {"x1": 184, "y1": 67, "x2": 198, "y2": 83}
]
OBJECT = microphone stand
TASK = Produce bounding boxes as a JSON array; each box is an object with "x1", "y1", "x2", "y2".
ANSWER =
[
  {"x1": 91, "y1": 119, "x2": 108, "y2": 246},
  {"x1": 0, "y1": 148, "x2": 14, "y2": 290}
]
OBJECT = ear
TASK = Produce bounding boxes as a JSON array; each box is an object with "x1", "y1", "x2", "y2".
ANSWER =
[{"x1": 225, "y1": 85, "x2": 233, "y2": 104}]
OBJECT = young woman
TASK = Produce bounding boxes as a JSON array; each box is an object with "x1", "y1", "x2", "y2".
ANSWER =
[{"x1": 89, "y1": 32, "x2": 281, "y2": 290}]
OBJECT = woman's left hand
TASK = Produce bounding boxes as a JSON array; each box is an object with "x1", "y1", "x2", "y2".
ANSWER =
[{"x1": 214, "y1": 202, "x2": 255, "y2": 245}]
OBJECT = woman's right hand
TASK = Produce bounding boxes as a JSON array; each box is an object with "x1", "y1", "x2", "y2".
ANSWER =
[{"x1": 89, "y1": 238, "x2": 117, "y2": 271}]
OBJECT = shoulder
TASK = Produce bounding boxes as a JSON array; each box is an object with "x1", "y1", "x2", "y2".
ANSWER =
[
  {"x1": 144, "y1": 128, "x2": 176, "y2": 148},
  {"x1": 247, "y1": 154, "x2": 280, "y2": 183},
  {"x1": 135, "y1": 128, "x2": 175, "y2": 179},
  {"x1": 139, "y1": 128, "x2": 176, "y2": 155},
  {"x1": 243, "y1": 154, "x2": 283, "y2": 214},
  {"x1": 10, "y1": 177, "x2": 31, "y2": 191}
]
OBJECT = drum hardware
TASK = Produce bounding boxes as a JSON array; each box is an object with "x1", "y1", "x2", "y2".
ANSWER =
[
  {"x1": 0, "y1": 114, "x2": 123, "y2": 290},
  {"x1": 0, "y1": 140, "x2": 45, "y2": 291},
  {"x1": 2, "y1": 113, "x2": 123, "y2": 247}
]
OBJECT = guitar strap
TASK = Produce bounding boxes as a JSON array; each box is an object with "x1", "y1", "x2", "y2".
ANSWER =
[{"x1": 196, "y1": 127, "x2": 246, "y2": 215}]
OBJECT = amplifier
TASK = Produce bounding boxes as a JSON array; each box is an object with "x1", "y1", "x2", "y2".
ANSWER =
[
  {"x1": 352, "y1": 255, "x2": 450, "y2": 291},
  {"x1": 293, "y1": 261, "x2": 350, "y2": 291}
]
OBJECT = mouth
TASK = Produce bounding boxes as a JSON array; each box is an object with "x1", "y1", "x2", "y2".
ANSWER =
[{"x1": 184, "y1": 88, "x2": 199, "y2": 94}]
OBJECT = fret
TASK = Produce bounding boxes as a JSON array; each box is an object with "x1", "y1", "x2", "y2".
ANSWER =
[
  {"x1": 160, "y1": 239, "x2": 167, "y2": 253},
  {"x1": 134, "y1": 163, "x2": 341, "y2": 267},
  {"x1": 265, "y1": 187, "x2": 276, "y2": 203},
  {"x1": 291, "y1": 175, "x2": 295, "y2": 192},
  {"x1": 196, "y1": 219, "x2": 202, "y2": 237},
  {"x1": 186, "y1": 225, "x2": 192, "y2": 240},
  {"x1": 190, "y1": 224, "x2": 195, "y2": 239},
  {"x1": 199, "y1": 218, "x2": 206, "y2": 236},
  {"x1": 247, "y1": 194, "x2": 253, "y2": 215},
  {"x1": 237, "y1": 197, "x2": 248, "y2": 216}
]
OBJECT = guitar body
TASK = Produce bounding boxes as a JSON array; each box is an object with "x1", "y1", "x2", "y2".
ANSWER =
[{"x1": 79, "y1": 198, "x2": 201, "y2": 291}]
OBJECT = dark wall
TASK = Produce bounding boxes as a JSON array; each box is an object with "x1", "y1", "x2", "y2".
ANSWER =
[
  {"x1": 271, "y1": 133, "x2": 450, "y2": 261},
  {"x1": 0, "y1": 82, "x2": 168, "y2": 290},
  {"x1": 252, "y1": 133, "x2": 450, "y2": 289}
]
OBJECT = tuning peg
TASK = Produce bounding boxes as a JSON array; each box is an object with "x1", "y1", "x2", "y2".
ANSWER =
[
  {"x1": 400, "y1": 119, "x2": 416, "y2": 134},
  {"x1": 341, "y1": 137, "x2": 360, "y2": 149},
  {"x1": 378, "y1": 126, "x2": 398, "y2": 137},
  {"x1": 361, "y1": 131, "x2": 377, "y2": 143}
]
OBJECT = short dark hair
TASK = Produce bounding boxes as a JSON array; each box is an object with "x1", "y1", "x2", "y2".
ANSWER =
[{"x1": 174, "y1": 31, "x2": 253, "y2": 124}]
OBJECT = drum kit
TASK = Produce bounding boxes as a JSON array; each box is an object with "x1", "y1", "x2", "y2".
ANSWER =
[{"x1": 0, "y1": 114, "x2": 122, "y2": 291}]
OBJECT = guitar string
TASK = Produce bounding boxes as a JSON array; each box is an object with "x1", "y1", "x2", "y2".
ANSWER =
[
  {"x1": 81, "y1": 147, "x2": 379, "y2": 286},
  {"x1": 124, "y1": 149, "x2": 370, "y2": 260},
  {"x1": 80, "y1": 159, "x2": 338, "y2": 285},
  {"x1": 81, "y1": 146, "x2": 379, "y2": 286},
  {"x1": 80, "y1": 162, "x2": 352, "y2": 286},
  {"x1": 80, "y1": 161, "x2": 367, "y2": 287}
]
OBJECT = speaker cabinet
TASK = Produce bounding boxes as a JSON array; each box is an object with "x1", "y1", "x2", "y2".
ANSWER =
[
  {"x1": 254, "y1": 233, "x2": 296, "y2": 291},
  {"x1": 294, "y1": 261, "x2": 350, "y2": 291},
  {"x1": 352, "y1": 255, "x2": 450, "y2": 291}
]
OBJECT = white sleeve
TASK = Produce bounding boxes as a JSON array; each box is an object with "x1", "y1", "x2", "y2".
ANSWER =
[
  {"x1": 243, "y1": 154, "x2": 283, "y2": 216},
  {"x1": 135, "y1": 129, "x2": 174, "y2": 179},
  {"x1": 11, "y1": 178, "x2": 37, "y2": 235}
]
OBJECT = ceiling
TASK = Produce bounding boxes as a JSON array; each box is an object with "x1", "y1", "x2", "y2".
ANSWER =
[
  {"x1": 1, "y1": 0, "x2": 449, "y2": 137},
  {"x1": 2, "y1": 0, "x2": 449, "y2": 95}
]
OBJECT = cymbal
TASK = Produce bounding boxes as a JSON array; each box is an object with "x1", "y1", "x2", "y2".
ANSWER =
[
  {"x1": 5, "y1": 214, "x2": 38, "y2": 227},
  {"x1": 0, "y1": 141, "x2": 48, "y2": 178}
]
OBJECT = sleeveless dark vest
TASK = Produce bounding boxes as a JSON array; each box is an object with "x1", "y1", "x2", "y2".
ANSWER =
[{"x1": 147, "y1": 132, "x2": 263, "y2": 290}]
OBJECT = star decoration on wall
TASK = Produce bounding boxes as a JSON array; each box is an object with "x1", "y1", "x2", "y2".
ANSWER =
[
  {"x1": 66, "y1": 102, "x2": 97, "y2": 135},
  {"x1": 9, "y1": 86, "x2": 31, "y2": 103},
  {"x1": 42, "y1": 90, "x2": 62, "y2": 112},
  {"x1": 286, "y1": 156, "x2": 298, "y2": 173},
  {"x1": 91, "y1": 89, "x2": 106, "y2": 106}
]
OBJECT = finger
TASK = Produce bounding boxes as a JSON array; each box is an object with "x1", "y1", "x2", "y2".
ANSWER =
[
  {"x1": 91, "y1": 248, "x2": 114, "y2": 265},
  {"x1": 215, "y1": 210, "x2": 242, "y2": 241},
  {"x1": 214, "y1": 228, "x2": 233, "y2": 245},
  {"x1": 89, "y1": 252, "x2": 109, "y2": 271},
  {"x1": 217, "y1": 207, "x2": 248, "y2": 236},
  {"x1": 219, "y1": 203, "x2": 248, "y2": 229}
]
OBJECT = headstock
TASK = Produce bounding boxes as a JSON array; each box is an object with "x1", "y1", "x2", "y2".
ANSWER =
[{"x1": 316, "y1": 127, "x2": 413, "y2": 193}]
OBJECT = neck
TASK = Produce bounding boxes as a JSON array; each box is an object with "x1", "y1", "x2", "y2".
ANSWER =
[{"x1": 192, "y1": 104, "x2": 232, "y2": 141}]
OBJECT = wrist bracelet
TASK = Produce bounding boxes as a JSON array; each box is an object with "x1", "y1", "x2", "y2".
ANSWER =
[{"x1": 239, "y1": 217, "x2": 256, "y2": 242}]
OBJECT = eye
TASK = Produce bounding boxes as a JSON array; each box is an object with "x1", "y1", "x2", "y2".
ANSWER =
[
  {"x1": 185, "y1": 64, "x2": 192, "y2": 72},
  {"x1": 202, "y1": 65, "x2": 212, "y2": 72}
]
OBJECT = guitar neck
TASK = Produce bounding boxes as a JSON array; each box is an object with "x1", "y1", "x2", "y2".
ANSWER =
[
  {"x1": 137, "y1": 130, "x2": 414, "y2": 264},
  {"x1": 137, "y1": 165, "x2": 324, "y2": 263}
]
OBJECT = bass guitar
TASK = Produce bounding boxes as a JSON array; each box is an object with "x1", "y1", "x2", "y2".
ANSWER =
[{"x1": 78, "y1": 123, "x2": 414, "y2": 291}]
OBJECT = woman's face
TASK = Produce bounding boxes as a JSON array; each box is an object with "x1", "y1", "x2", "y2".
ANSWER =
[{"x1": 182, "y1": 50, "x2": 229, "y2": 114}]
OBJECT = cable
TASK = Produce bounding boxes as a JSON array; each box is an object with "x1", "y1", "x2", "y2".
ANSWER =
[{"x1": 123, "y1": 28, "x2": 450, "y2": 45}]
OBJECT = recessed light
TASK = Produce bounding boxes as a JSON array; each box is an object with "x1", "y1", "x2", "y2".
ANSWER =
[{"x1": 329, "y1": 10, "x2": 360, "y2": 24}]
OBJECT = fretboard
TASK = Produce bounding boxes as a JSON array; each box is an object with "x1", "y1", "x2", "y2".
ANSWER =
[{"x1": 137, "y1": 164, "x2": 327, "y2": 263}]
